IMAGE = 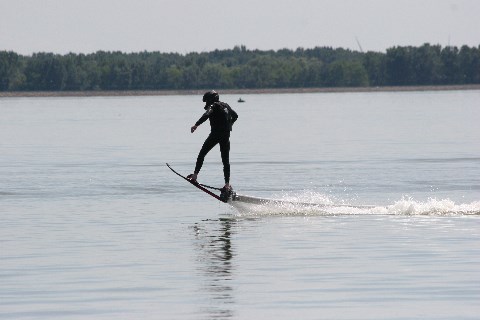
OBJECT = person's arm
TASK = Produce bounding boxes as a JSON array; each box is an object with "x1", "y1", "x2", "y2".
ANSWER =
[
  {"x1": 230, "y1": 108, "x2": 238, "y2": 125},
  {"x1": 191, "y1": 107, "x2": 213, "y2": 133}
]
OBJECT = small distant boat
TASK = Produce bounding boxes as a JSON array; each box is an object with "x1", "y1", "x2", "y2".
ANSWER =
[{"x1": 238, "y1": 98, "x2": 245, "y2": 103}]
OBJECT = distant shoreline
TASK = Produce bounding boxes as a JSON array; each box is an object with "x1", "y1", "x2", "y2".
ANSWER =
[{"x1": 1, "y1": 84, "x2": 480, "y2": 98}]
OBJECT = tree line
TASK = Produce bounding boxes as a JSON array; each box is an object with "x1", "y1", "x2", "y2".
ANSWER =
[{"x1": 1, "y1": 44, "x2": 479, "y2": 91}]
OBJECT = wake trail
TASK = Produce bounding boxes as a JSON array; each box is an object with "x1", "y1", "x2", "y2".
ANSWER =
[{"x1": 230, "y1": 193, "x2": 480, "y2": 216}]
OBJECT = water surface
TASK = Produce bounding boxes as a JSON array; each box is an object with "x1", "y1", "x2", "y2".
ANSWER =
[{"x1": 1, "y1": 90, "x2": 479, "y2": 319}]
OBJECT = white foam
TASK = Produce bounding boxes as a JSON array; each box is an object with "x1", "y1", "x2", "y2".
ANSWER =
[
  {"x1": 384, "y1": 197, "x2": 480, "y2": 216},
  {"x1": 230, "y1": 193, "x2": 480, "y2": 217}
]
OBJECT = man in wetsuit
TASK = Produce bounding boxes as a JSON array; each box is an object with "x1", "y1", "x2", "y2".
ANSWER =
[{"x1": 188, "y1": 90, "x2": 238, "y2": 192}]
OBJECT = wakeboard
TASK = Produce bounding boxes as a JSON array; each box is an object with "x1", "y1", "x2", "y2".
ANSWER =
[{"x1": 166, "y1": 163, "x2": 227, "y2": 202}]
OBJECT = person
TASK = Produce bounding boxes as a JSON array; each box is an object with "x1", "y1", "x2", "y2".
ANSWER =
[{"x1": 188, "y1": 90, "x2": 238, "y2": 192}]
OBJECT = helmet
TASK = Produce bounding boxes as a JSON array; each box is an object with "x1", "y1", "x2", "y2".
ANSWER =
[{"x1": 202, "y1": 90, "x2": 219, "y2": 103}]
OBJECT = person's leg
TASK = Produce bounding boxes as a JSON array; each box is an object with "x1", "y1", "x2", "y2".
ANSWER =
[
  {"x1": 219, "y1": 134, "x2": 231, "y2": 186},
  {"x1": 191, "y1": 134, "x2": 219, "y2": 180}
]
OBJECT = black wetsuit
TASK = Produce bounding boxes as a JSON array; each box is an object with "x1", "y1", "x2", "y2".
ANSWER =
[{"x1": 194, "y1": 102, "x2": 238, "y2": 184}]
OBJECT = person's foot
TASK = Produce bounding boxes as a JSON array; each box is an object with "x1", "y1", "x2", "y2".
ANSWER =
[
  {"x1": 187, "y1": 173, "x2": 198, "y2": 182},
  {"x1": 220, "y1": 184, "x2": 233, "y2": 202}
]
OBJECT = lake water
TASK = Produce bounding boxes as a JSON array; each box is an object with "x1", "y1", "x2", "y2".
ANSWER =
[{"x1": 1, "y1": 90, "x2": 479, "y2": 319}]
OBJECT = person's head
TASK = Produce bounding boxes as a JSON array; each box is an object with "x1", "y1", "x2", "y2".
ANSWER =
[{"x1": 202, "y1": 90, "x2": 219, "y2": 106}]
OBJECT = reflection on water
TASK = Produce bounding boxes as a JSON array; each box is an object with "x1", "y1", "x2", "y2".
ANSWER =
[{"x1": 192, "y1": 218, "x2": 236, "y2": 319}]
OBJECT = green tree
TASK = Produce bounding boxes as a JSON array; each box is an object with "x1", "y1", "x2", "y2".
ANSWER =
[
  {"x1": 2, "y1": 45, "x2": 480, "y2": 92},
  {"x1": 363, "y1": 51, "x2": 386, "y2": 86},
  {"x1": 0, "y1": 51, "x2": 26, "y2": 90},
  {"x1": 458, "y1": 45, "x2": 480, "y2": 83},
  {"x1": 166, "y1": 65, "x2": 183, "y2": 89},
  {"x1": 386, "y1": 46, "x2": 414, "y2": 85},
  {"x1": 325, "y1": 61, "x2": 369, "y2": 87},
  {"x1": 441, "y1": 46, "x2": 461, "y2": 84},
  {"x1": 412, "y1": 44, "x2": 442, "y2": 85},
  {"x1": 24, "y1": 53, "x2": 66, "y2": 90}
]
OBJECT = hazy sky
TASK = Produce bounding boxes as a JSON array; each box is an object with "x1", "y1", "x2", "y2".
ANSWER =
[{"x1": 1, "y1": 0, "x2": 479, "y2": 55}]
